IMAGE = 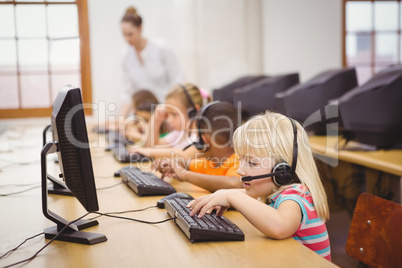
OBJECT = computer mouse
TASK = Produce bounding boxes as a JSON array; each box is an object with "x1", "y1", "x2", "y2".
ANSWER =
[{"x1": 157, "y1": 192, "x2": 194, "y2": 209}]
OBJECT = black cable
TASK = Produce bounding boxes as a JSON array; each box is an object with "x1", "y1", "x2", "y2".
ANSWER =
[
  {"x1": 96, "y1": 181, "x2": 123, "y2": 190},
  {"x1": 92, "y1": 211, "x2": 176, "y2": 225},
  {"x1": 0, "y1": 232, "x2": 44, "y2": 259},
  {"x1": 0, "y1": 185, "x2": 41, "y2": 196},
  {"x1": 85, "y1": 205, "x2": 157, "y2": 221},
  {"x1": 3, "y1": 213, "x2": 90, "y2": 268}
]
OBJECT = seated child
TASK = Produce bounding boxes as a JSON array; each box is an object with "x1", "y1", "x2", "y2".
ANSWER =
[
  {"x1": 125, "y1": 89, "x2": 161, "y2": 143},
  {"x1": 130, "y1": 83, "x2": 204, "y2": 158},
  {"x1": 159, "y1": 101, "x2": 243, "y2": 192},
  {"x1": 188, "y1": 111, "x2": 331, "y2": 261}
]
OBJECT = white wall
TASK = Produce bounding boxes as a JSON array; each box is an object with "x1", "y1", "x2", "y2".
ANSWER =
[
  {"x1": 87, "y1": 0, "x2": 343, "y2": 118},
  {"x1": 262, "y1": 0, "x2": 343, "y2": 82},
  {"x1": 87, "y1": 0, "x2": 262, "y2": 117}
]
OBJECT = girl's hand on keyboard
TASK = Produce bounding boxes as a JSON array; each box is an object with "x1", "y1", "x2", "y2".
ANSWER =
[{"x1": 187, "y1": 190, "x2": 231, "y2": 218}]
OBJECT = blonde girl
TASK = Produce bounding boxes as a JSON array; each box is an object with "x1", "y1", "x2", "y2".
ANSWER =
[{"x1": 188, "y1": 111, "x2": 331, "y2": 261}]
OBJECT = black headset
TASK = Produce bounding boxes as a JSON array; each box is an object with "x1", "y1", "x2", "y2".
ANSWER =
[
  {"x1": 183, "y1": 101, "x2": 220, "y2": 152},
  {"x1": 241, "y1": 117, "x2": 299, "y2": 187},
  {"x1": 179, "y1": 84, "x2": 197, "y2": 119}
]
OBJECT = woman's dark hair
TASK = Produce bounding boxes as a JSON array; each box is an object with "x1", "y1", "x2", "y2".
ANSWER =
[{"x1": 121, "y1": 6, "x2": 142, "y2": 27}]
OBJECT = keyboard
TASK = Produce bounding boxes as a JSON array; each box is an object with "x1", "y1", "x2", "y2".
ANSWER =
[
  {"x1": 112, "y1": 146, "x2": 151, "y2": 163},
  {"x1": 165, "y1": 198, "x2": 245, "y2": 242},
  {"x1": 119, "y1": 166, "x2": 176, "y2": 196},
  {"x1": 107, "y1": 131, "x2": 133, "y2": 147}
]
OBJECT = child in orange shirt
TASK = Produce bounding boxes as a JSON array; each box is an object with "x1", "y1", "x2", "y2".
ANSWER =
[{"x1": 159, "y1": 101, "x2": 243, "y2": 192}]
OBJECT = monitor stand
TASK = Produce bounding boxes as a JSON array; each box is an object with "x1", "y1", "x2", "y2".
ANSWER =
[
  {"x1": 43, "y1": 124, "x2": 73, "y2": 196},
  {"x1": 41, "y1": 142, "x2": 107, "y2": 245}
]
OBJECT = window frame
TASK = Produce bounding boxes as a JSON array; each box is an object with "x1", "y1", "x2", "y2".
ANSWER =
[
  {"x1": 0, "y1": 0, "x2": 92, "y2": 118},
  {"x1": 342, "y1": 0, "x2": 402, "y2": 83}
]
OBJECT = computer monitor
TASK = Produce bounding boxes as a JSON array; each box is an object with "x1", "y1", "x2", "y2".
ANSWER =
[
  {"x1": 233, "y1": 73, "x2": 299, "y2": 119},
  {"x1": 338, "y1": 65, "x2": 402, "y2": 149},
  {"x1": 212, "y1": 75, "x2": 269, "y2": 103},
  {"x1": 41, "y1": 87, "x2": 107, "y2": 245},
  {"x1": 275, "y1": 68, "x2": 358, "y2": 134}
]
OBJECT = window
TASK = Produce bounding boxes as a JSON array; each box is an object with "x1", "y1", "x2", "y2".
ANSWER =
[
  {"x1": 0, "y1": 0, "x2": 92, "y2": 118},
  {"x1": 343, "y1": 0, "x2": 402, "y2": 84}
]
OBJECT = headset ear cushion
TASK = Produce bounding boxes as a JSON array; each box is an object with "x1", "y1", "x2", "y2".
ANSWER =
[
  {"x1": 194, "y1": 143, "x2": 207, "y2": 152},
  {"x1": 272, "y1": 162, "x2": 293, "y2": 186},
  {"x1": 187, "y1": 108, "x2": 197, "y2": 119},
  {"x1": 193, "y1": 137, "x2": 209, "y2": 152}
]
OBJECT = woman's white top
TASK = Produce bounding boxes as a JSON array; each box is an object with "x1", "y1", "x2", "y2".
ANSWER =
[{"x1": 121, "y1": 38, "x2": 183, "y2": 103}]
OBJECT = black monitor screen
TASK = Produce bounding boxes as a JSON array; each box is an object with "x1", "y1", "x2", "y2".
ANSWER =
[
  {"x1": 338, "y1": 65, "x2": 402, "y2": 148},
  {"x1": 51, "y1": 87, "x2": 98, "y2": 212}
]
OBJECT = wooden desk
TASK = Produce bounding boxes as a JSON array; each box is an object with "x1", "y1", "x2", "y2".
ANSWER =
[
  {"x1": 0, "y1": 127, "x2": 335, "y2": 267},
  {"x1": 309, "y1": 136, "x2": 402, "y2": 205},
  {"x1": 309, "y1": 136, "x2": 402, "y2": 177}
]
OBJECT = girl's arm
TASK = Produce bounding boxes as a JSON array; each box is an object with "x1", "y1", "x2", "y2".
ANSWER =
[
  {"x1": 129, "y1": 146, "x2": 200, "y2": 160},
  {"x1": 189, "y1": 190, "x2": 302, "y2": 239},
  {"x1": 165, "y1": 163, "x2": 242, "y2": 192}
]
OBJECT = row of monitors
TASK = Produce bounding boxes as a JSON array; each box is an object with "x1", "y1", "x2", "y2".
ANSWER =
[{"x1": 212, "y1": 65, "x2": 402, "y2": 149}]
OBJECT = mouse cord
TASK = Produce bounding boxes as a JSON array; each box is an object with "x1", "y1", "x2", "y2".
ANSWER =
[
  {"x1": 96, "y1": 181, "x2": 124, "y2": 190},
  {"x1": 85, "y1": 205, "x2": 158, "y2": 221},
  {"x1": 91, "y1": 211, "x2": 176, "y2": 224}
]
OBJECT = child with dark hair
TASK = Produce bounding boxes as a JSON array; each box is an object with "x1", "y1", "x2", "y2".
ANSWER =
[
  {"x1": 129, "y1": 83, "x2": 204, "y2": 158},
  {"x1": 159, "y1": 101, "x2": 243, "y2": 192},
  {"x1": 125, "y1": 89, "x2": 162, "y2": 143}
]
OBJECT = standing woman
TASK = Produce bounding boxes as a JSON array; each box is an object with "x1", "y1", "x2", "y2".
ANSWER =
[{"x1": 120, "y1": 6, "x2": 183, "y2": 117}]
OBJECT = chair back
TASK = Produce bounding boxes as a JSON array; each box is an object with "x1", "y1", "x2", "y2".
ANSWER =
[{"x1": 345, "y1": 193, "x2": 402, "y2": 268}]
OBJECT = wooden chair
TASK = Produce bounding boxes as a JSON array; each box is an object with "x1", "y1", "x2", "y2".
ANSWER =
[{"x1": 345, "y1": 193, "x2": 402, "y2": 268}]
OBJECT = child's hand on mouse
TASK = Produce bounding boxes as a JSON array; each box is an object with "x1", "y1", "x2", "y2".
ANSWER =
[{"x1": 187, "y1": 190, "x2": 231, "y2": 218}]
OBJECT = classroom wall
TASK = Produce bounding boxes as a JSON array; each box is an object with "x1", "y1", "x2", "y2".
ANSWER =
[
  {"x1": 87, "y1": 0, "x2": 262, "y2": 117},
  {"x1": 262, "y1": 0, "x2": 343, "y2": 82},
  {"x1": 87, "y1": 0, "x2": 343, "y2": 118}
]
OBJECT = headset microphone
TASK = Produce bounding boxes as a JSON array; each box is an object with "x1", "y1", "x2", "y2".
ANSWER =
[{"x1": 183, "y1": 141, "x2": 209, "y2": 152}]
